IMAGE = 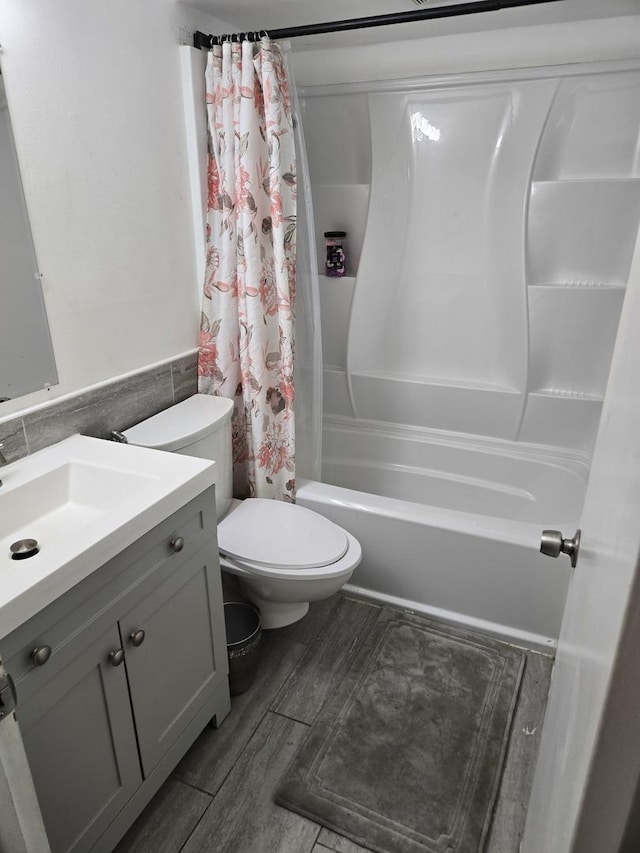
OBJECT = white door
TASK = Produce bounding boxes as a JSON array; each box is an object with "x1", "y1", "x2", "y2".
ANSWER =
[{"x1": 521, "y1": 225, "x2": 640, "y2": 853}]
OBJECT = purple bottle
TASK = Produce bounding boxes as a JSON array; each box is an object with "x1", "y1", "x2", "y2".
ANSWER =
[{"x1": 324, "y1": 231, "x2": 346, "y2": 277}]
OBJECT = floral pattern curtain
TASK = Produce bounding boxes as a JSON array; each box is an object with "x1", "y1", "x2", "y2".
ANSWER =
[{"x1": 198, "y1": 38, "x2": 296, "y2": 502}]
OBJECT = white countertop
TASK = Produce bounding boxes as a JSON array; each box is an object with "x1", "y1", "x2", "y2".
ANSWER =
[{"x1": 0, "y1": 435, "x2": 216, "y2": 640}]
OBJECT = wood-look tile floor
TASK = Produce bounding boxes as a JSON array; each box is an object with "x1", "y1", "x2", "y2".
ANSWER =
[{"x1": 114, "y1": 593, "x2": 553, "y2": 853}]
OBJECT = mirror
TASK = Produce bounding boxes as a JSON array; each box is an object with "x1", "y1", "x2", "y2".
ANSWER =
[{"x1": 0, "y1": 70, "x2": 57, "y2": 403}]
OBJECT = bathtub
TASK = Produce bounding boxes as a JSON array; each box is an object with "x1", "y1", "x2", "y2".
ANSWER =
[{"x1": 297, "y1": 417, "x2": 589, "y2": 652}]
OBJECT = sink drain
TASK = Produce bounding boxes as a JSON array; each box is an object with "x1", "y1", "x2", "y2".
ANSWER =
[{"x1": 10, "y1": 539, "x2": 40, "y2": 560}]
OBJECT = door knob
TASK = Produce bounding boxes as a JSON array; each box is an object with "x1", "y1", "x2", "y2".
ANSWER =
[
  {"x1": 170, "y1": 536, "x2": 184, "y2": 553},
  {"x1": 109, "y1": 648, "x2": 125, "y2": 667},
  {"x1": 129, "y1": 629, "x2": 145, "y2": 647},
  {"x1": 31, "y1": 645, "x2": 52, "y2": 667},
  {"x1": 540, "y1": 529, "x2": 581, "y2": 568}
]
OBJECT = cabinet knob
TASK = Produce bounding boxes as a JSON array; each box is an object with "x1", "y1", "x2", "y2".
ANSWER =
[
  {"x1": 170, "y1": 536, "x2": 185, "y2": 553},
  {"x1": 109, "y1": 648, "x2": 125, "y2": 667},
  {"x1": 31, "y1": 645, "x2": 52, "y2": 667},
  {"x1": 129, "y1": 629, "x2": 146, "y2": 647}
]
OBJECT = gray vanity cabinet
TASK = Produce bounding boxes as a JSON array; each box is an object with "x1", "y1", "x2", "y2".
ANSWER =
[
  {"x1": 1, "y1": 487, "x2": 231, "y2": 853},
  {"x1": 14, "y1": 624, "x2": 143, "y2": 853},
  {"x1": 119, "y1": 547, "x2": 224, "y2": 777}
]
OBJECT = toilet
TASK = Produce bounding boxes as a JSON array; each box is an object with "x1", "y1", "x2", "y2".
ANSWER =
[{"x1": 123, "y1": 394, "x2": 361, "y2": 628}]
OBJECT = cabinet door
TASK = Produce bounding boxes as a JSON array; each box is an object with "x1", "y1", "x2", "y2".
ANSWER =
[
  {"x1": 17, "y1": 625, "x2": 142, "y2": 853},
  {"x1": 120, "y1": 545, "x2": 227, "y2": 776}
]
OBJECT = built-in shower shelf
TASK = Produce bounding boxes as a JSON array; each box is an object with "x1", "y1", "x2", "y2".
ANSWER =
[
  {"x1": 529, "y1": 282, "x2": 625, "y2": 290},
  {"x1": 519, "y1": 391, "x2": 604, "y2": 451},
  {"x1": 531, "y1": 178, "x2": 640, "y2": 190},
  {"x1": 313, "y1": 184, "x2": 370, "y2": 277},
  {"x1": 351, "y1": 370, "x2": 521, "y2": 393},
  {"x1": 527, "y1": 285, "x2": 623, "y2": 399},
  {"x1": 315, "y1": 183, "x2": 370, "y2": 191},
  {"x1": 349, "y1": 372, "x2": 523, "y2": 437},
  {"x1": 319, "y1": 275, "x2": 356, "y2": 286},
  {"x1": 532, "y1": 388, "x2": 603, "y2": 401},
  {"x1": 540, "y1": 177, "x2": 640, "y2": 183},
  {"x1": 528, "y1": 178, "x2": 640, "y2": 288}
]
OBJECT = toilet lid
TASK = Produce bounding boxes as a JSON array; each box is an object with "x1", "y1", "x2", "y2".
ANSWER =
[{"x1": 217, "y1": 499, "x2": 349, "y2": 569}]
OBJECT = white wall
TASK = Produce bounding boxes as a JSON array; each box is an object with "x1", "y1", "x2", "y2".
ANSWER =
[
  {"x1": 291, "y1": 15, "x2": 640, "y2": 86},
  {"x1": 0, "y1": 1, "x2": 232, "y2": 419}
]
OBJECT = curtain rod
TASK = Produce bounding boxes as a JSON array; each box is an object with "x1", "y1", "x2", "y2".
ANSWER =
[{"x1": 193, "y1": 0, "x2": 564, "y2": 48}]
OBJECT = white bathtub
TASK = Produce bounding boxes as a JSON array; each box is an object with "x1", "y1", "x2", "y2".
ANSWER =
[{"x1": 297, "y1": 418, "x2": 589, "y2": 652}]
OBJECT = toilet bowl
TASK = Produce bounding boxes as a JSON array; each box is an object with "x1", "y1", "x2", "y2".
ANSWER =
[
  {"x1": 123, "y1": 394, "x2": 361, "y2": 628},
  {"x1": 217, "y1": 497, "x2": 360, "y2": 627}
]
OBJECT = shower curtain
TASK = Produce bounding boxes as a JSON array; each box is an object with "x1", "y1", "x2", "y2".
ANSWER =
[
  {"x1": 198, "y1": 38, "x2": 298, "y2": 501},
  {"x1": 287, "y1": 50, "x2": 323, "y2": 484}
]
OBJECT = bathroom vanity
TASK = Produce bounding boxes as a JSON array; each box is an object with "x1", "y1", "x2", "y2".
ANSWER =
[{"x1": 0, "y1": 436, "x2": 231, "y2": 853}]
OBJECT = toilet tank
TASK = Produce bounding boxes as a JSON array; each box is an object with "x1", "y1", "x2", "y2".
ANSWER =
[{"x1": 123, "y1": 394, "x2": 234, "y2": 518}]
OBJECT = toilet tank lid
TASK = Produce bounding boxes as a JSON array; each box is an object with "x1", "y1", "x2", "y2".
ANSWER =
[{"x1": 123, "y1": 394, "x2": 234, "y2": 451}]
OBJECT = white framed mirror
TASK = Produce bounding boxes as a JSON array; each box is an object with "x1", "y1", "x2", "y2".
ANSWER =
[{"x1": 0, "y1": 69, "x2": 57, "y2": 403}]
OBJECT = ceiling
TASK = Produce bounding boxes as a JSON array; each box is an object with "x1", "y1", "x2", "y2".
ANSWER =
[{"x1": 189, "y1": 0, "x2": 640, "y2": 48}]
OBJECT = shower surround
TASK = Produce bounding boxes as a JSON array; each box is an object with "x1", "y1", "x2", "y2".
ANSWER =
[{"x1": 297, "y1": 61, "x2": 640, "y2": 649}]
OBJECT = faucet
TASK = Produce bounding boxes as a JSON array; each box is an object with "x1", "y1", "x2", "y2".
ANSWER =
[{"x1": 0, "y1": 443, "x2": 7, "y2": 487}]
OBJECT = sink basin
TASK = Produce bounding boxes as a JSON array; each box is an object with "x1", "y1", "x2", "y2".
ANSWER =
[
  {"x1": 0, "y1": 434, "x2": 216, "y2": 639},
  {"x1": 0, "y1": 461, "x2": 159, "y2": 545}
]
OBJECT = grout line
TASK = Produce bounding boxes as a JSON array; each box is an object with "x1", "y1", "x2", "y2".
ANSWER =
[
  {"x1": 269, "y1": 598, "x2": 382, "y2": 723},
  {"x1": 21, "y1": 419, "x2": 30, "y2": 455},
  {"x1": 170, "y1": 776, "x2": 216, "y2": 799},
  {"x1": 310, "y1": 825, "x2": 323, "y2": 852},
  {"x1": 268, "y1": 664, "x2": 304, "y2": 715},
  {"x1": 266, "y1": 616, "x2": 330, "y2": 714},
  {"x1": 174, "y1": 631, "x2": 319, "y2": 804},
  {"x1": 176, "y1": 708, "x2": 315, "y2": 852},
  {"x1": 178, "y1": 794, "x2": 212, "y2": 852},
  {"x1": 170, "y1": 359, "x2": 176, "y2": 401},
  {"x1": 188, "y1": 702, "x2": 276, "y2": 798},
  {"x1": 271, "y1": 708, "x2": 313, "y2": 726}
]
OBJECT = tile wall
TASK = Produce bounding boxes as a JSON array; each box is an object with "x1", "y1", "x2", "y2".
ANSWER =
[{"x1": 0, "y1": 353, "x2": 198, "y2": 463}]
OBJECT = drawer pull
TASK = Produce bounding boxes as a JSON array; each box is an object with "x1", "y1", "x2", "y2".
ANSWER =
[
  {"x1": 170, "y1": 536, "x2": 185, "y2": 553},
  {"x1": 109, "y1": 648, "x2": 125, "y2": 667},
  {"x1": 31, "y1": 646, "x2": 52, "y2": 667},
  {"x1": 129, "y1": 629, "x2": 146, "y2": 647}
]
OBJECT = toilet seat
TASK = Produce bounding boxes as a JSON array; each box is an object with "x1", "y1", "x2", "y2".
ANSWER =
[
  {"x1": 220, "y1": 531, "x2": 361, "y2": 580},
  {"x1": 218, "y1": 499, "x2": 360, "y2": 579},
  {"x1": 218, "y1": 499, "x2": 349, "y2": 569}
]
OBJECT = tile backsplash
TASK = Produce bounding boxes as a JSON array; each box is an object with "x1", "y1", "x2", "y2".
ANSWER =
[{"x1": 0, "y1": 353, "x2": 197, "y2": 463}]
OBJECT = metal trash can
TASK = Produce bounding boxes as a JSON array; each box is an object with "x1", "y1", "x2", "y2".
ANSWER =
[{"x1": 224, "y1": 601, "x2": 262, "y2": 696}]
